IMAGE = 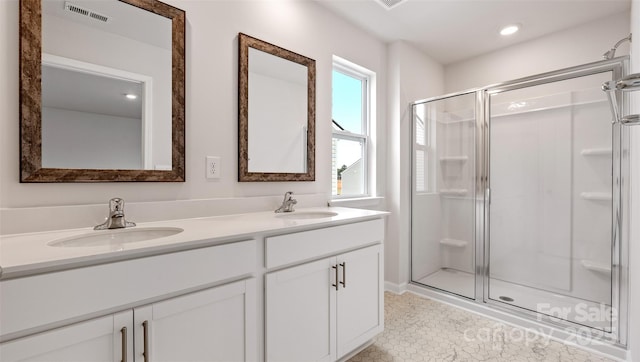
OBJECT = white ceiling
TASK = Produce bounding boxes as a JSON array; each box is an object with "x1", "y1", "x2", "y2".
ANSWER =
[
  {"x1": 314, "y1": 0, "x2": 631, "y2": 65},
  {"x1": 42, "y1": 65, "x2": 142, "y2": 119},
  {"x1": 42, "y1": 0, "x2": 171, "y2": 50}
]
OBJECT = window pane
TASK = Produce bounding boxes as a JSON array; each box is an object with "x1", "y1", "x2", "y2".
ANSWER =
[
  {"x1": 415, "y1": 115, "x2": 426, "y2": 146},
  {"x1": 415, "y1": 150, "x2": 425, "y2": 192},
  {"x1": 332, "y1": 137, "x2": 364, "y2": 196},
  {"x1": 332, "y1": 70, "x2": 363, "y2": 134}
]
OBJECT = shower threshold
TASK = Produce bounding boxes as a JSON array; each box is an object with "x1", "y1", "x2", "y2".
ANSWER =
[{"x1": 416, "y1": 268, "x2": 612, "y2": 330}]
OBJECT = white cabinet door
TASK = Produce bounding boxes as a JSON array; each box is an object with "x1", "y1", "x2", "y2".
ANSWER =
[
  {"x1": 0, "y1": 311, "x2": 133, "y2": 362},
  {"x1": 265, "y1": 257, "x2": 337, "y2": 362},
  {"x1": 336, "y1": 244, "x2": 384, "y2": 358},
  {"x1": 134, "y1": 278, "x2": 257, "y2": 362}
]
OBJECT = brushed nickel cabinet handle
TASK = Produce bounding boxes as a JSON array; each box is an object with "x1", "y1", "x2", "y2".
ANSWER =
[
  {"x1": 142, "y1": 320, "x2": 149, "y2": 362},
  {"x1": 339, "y1": 262, "x2": 346, "y2": 288},
  {"x1": 331, "y1": 265, "x2": 339, "y2": 291},
  {"x1": 120, "y1": 326, "x2": 127, "y2": 362}
]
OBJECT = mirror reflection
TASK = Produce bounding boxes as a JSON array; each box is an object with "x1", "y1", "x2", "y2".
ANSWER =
[
  {"x1": 41, "y1": 0, "x2": 172, "y2": 171},
  {"x1": 238, "y1": 33, "x2": 316, "y2": 182},
  {"x1": 248, "y1": 47, "x2": 308, "y2": 173}
]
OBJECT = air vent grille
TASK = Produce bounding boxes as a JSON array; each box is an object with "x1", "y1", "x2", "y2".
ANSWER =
[
  {"x1": 89, "y1": 12, "x2": 109, "y2": 22},
  {"x1": 64, "y1": 2, "x2": 110, "y2": 23},
  {"x1": 374, "y1": 0, "x2": 406, "y2": 10}
]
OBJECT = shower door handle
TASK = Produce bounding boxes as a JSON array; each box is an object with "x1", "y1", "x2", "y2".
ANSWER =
[{"x1": 486, "y1": 188, "x2": 491, "y2": 205}]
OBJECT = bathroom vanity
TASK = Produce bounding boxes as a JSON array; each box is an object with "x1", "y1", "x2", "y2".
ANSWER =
[{"x1": 0, "y1": 207, "x2": 387, "y2": 362}]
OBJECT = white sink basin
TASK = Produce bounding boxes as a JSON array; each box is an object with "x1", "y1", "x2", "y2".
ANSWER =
[
  {"x1": 275, "y1": 211, "x2": 338, "y2": 220},
  {"x1": 48, "y1": 227, "x2": 184, "y2": 248}
]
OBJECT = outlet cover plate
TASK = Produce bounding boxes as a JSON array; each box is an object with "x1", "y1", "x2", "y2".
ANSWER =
[{"x1": 206, "y1": 156, "x2": 221, "y2": 179}]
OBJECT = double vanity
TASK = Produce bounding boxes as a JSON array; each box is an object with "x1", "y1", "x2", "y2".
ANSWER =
[
  {"x1": 0, "y1": 207, "x2": 387, "y2": 362},
  {"x1": 9, "y1": 0, "x2": 384, "y2": 359}
]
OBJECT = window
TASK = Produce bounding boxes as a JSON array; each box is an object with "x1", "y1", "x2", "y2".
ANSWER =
[
  {"x1": 414, "y1": 102, "x2": 435, "y2": 193},
  {"x1": 331, "y1": 57, "x2": 373, "y2": 198}
]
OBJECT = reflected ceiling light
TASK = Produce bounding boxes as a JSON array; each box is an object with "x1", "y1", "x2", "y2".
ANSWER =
[
  {"x1": 374, "y1": 0, "x2": 407, "y2": 10},
  {"x1": 500, "y1": 24, "x2": 520, "y2": 36},
  {"x1": 125, "y1": 94, "x2": 137, "y2": 100}
]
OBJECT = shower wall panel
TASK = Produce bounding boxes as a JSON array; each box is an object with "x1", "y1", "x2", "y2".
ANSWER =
[{"x1": 490, "y1": 95, "x2": 572, "y2": 292}]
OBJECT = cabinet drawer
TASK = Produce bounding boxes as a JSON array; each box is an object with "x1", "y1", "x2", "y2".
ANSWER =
[
  {"x1": 0, "y1": 240, "x2": 256, "y2": 339},
  {"x1": 265, "y1": 218, "x2": 384, "y2": 269}
]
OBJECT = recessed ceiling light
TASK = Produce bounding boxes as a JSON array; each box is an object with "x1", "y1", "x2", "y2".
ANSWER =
[
  {"x1": 125, "y1": 94, "x2": 137, "y2": 100},
  {"x1": 500, "y1": 24, "x2": 520, "y2": 36}
]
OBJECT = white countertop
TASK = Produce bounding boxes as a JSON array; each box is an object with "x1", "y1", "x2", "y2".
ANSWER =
[{"x1": 0, "y1": 207, "x2": 388, "y2": 280}]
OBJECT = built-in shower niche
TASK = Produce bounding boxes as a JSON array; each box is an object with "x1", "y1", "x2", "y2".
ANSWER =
[{"x1": 412, "y1": 93, "x2": 476, "y2": 299}]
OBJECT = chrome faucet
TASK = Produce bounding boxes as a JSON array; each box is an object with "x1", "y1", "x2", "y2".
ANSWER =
[
  {"x1": 94, "y1": 198, "x2": 136, "y2": 230},
  {"x1": 275, "y1": 191, "x2": 297, "y2": 213}
]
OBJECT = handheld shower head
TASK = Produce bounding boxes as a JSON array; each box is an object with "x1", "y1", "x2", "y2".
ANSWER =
[
  {"x1": 602, "y1": 49, "x2": 616, "y2": 60},
  {"x1": 603, "y1": 34, "x2": 632, "y2": 59}
]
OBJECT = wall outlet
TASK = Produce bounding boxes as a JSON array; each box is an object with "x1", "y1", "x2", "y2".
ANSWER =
[{"x1": 206, "y1": 156, "x2": 221, "y2": 179}]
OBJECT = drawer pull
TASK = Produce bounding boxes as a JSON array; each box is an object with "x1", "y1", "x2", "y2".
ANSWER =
[
  {"x1": 340, "y1": 262, "x2": 346, "y2": 288},
  {"x1": 121, "y1": 326, "x2": 127, "y2": 362},
  {"x1": 142, "y1": 320, "x2": 150, "y2": 362},
  {"x1": 331, "y1": 265, "x2": 339, "y2": 291}
]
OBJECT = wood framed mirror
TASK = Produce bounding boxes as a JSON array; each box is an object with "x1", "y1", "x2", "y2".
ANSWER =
[
  {"x1": 238, "y1": 33, "x2": 315, "y2": 182},
  {"x1": 20, "y1": 0, "x2": 185, "y2": 182}
]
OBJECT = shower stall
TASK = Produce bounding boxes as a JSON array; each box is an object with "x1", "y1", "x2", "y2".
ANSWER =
[{"x1": 410, "y1": 57, "x2": 632, "y2": 345}]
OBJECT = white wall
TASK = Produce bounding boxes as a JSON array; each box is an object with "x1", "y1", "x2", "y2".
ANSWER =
[
  {"x1": 0, "y1": 1, "x2": 388, "y2": 216},
  {"x1": 627, "y1": 1, "x2": 639, "y2": 360},
  {"x1": 445, "y1": 12, "x2": 631, "y2": 92},
  {"x1": 42, "y1": 107, "x2": 142, "y2": 169},
  {"x1": 248, "y1": 72, "x2": 307, "y2": 173},
  {"x1": 386, "y1": 41, "x2": 444, "y2": 289}
]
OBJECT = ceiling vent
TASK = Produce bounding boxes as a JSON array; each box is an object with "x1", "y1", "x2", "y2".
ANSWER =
[
  {"x1": 374, "y1": 0, "x2": 407, "y2": 10},
  {"x1": 64, "y1": 2, "x2": 110, "y2": 23}
]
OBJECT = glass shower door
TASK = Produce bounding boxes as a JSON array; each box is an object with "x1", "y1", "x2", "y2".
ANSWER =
[
  {"x1": 487, "y1": 71, "x2": 616, "y2": 331},
  {"x1": 411, "y1": 92, "x2": 476, "y2": 299}
]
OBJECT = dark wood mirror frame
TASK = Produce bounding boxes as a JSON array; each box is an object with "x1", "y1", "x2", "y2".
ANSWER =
[
  {"x1": 19, "y1": 0, "x2": 185, "y2": 182},
  {"x1": 238, "y1": 33, "x2": 315, "y2": 182}
]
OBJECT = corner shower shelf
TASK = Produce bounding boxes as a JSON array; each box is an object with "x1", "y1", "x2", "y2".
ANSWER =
[
  {"x1": 440, "y1": 189, "x2": 468, "y2": 196},
  {"x1": 580, "y1": 148, "x2": 612, "y2": 156},
  {"x1": 440, "y1": 239, "x2": 468, "y2": 248},
  {"x1": 580, "y1": 192, "x2": 612, "y2": 201},
  {"x1": 580, "y1": 260, "x2": 611, "y2": 274},
  {"x1": 439, "y1": 156, "x2": 468, "y2": 163}
]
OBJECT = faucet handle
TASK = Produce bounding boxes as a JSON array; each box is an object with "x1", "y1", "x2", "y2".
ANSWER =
[
  {"x1": 109, "y1": 197, "x2": 124, "y2": 212},
  {"x1": 95, "y1": 197, "x2": 136, "y2": 230}
]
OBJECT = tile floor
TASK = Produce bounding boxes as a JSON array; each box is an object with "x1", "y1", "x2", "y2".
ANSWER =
[{"x1": 348, "y1": 292, "x2": 615, "y2": 362}]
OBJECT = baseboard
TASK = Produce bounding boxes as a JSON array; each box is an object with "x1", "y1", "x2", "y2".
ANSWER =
[{"x1": 384, "y1": 281, "x2": 408, "y2": 294}]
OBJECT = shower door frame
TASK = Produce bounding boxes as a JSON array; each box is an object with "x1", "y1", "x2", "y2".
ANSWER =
[
  {"x1": 410, "y1": 56, "x2": 629, "y2": 347},
  {"x1": 481, "y1": 57, "x2": 628, "y2": 346}
]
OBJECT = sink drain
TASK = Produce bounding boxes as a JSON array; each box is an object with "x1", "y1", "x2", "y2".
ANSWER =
[{"x1": 499, "y1": 296, "x2": 514, "y2": 302}]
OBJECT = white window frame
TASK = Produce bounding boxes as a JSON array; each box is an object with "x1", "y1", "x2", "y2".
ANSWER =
[
  {"x1": 331, "y1": 56, "x2": 374, "y2": 199},
  {"x1": 413, "y1": 104, "x2": 437, "y2": 195}
]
